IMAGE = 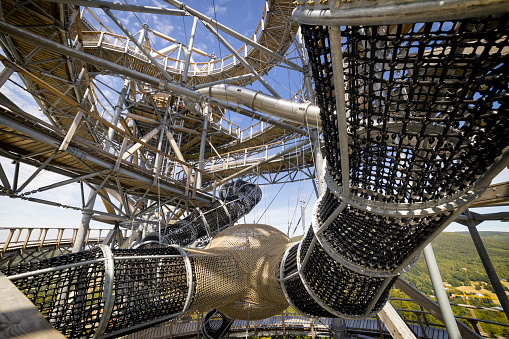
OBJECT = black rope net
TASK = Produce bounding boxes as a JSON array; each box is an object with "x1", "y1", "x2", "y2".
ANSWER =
[
  {"x1": 0, "y1": 247, "x2": 191, "y2": 338},
  {"x1": 138, "y1": 179, "x2": 262, "y2": 247},
  {"x1": 283, "y1": 13, "x2": 509, "y2": 318},
  {"x1": 201, "y1": 309, "x2": 234, "y2": 339}
]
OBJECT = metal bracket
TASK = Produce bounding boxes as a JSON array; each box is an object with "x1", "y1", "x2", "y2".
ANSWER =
[{"x1": 94, "y1": 245, "x2": 115, "y2": 339}]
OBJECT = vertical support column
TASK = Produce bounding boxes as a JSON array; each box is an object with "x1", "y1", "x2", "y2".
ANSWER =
[
  {"x1": 196, "y1": 103, "x2": 209, "y2": 189},
  {"x1": 309, "y1": 128, "x2": 324, "y2": 196},
  {"x1": 300, "y1": 199, "x2": 306, "y2": 233},
  {"x1": 423, "y1": 243, "x2": 461, "y2": 339},
  {"x1": 104, "y1": 78, "x2": 130, "y2": 152},
  {"x1": 295, "y1": 27, "x2": 325, "y2": 197},
  {"x1": 153, "y1": 126, "x2": 166, "y2": 181},
  {"x1": 74, "y1": 24, "x2": 148, "y2": 253},
  {"x1": 328, "y1": 26, "x2": 350, "y2": 198},
  {"x1": 466, "y1": 210, "x2": 509, "y2": 320},
  {"x1": 181, "y1": 16, "x2": 198, "y2": 85}
]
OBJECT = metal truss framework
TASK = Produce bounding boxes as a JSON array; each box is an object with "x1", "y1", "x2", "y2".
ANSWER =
[
  {"x1": 0, "y1": 0, "x2": 316, "y2": 239},
  {"x1": 0, "y1": 0, "x2": 508, "y2": 339}
]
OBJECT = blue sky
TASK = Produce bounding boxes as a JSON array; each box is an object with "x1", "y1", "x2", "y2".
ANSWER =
[{"x1": 0, "y1": 0, "x2": 508, "y2": 241}]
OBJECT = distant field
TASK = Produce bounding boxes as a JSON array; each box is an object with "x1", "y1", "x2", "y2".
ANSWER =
[
  {"x1": 455, "y1": 284, "x2": 500, "y2": 304},
  {"x1": 402, "y1": 231, "x2": 509, "y2": 297}
]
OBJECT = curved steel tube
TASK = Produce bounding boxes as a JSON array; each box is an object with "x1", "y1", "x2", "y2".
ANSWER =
[
  {"x1": 292, "y1": 0, "x2": 509, "y2": 26},
  {"x1": 198, "y1": 84, "x2": 321, "y2": 128}
]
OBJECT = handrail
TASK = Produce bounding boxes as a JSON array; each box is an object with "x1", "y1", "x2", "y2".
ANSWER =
[
  {"x1": 0, "y1": 227, "x2": 121, "y2": 257},
  {"x1": 80, "y1": 0, "x2": 297, "y2": 81}
]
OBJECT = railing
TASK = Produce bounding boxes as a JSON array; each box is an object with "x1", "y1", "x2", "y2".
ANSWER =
[
  {"x1": 391, "y1": 298, "x2": 509, "y2": 338},
  {"x1": 119, "y1": 303, "x2": 509, "y2": 339},
  {"x1": 205, "y1": 141, "x2": 312, "y2": 172},
  {"x1": 119, "y1": 312, "x2": 333, "y2": 339},
  {"x1": 209, "y1": 112, "x2": 240, "y2": 136},
  {"x1": 0, "y1": 226, "x2": 120, "y2": 258},
  {"x1": 239, "y1": 120, "x2": 273, "y2": 143},
  {"x1": 80, "y1": 0, "x2": 274, "y2": 78}
]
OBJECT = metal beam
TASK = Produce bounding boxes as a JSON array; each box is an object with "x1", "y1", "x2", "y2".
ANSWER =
[
  {"x1": 201, "y1": 20, "x2": 280, "y2": 98},
  {"x1": 466, "y1": 209, "x2": 509, "y2": 320},
  {"x1": 423, "y1": 243, "x2": 462, "y2": 339},
  {"x1": 0, "y1": 21, "x2": 309, "y2": 136},
  {"x1": 45, "y1": 0, "x2": 186, "y2": 16},
  {"x1": 162, "y1": 0, "x2": 302, "y2": 71}
]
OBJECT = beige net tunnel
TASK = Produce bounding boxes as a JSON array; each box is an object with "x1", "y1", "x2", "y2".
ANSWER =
[
  {"x1": 0, "y1": 0, "x2": 508, "y2": 337},
  {"x1": 1, "y1": 224, "x2": 291, "y2": 338}
]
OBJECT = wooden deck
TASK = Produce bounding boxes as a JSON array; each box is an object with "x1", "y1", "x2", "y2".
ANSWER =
[{"x1": 120, "y1": 313, "x2": 450, "y2": 339}]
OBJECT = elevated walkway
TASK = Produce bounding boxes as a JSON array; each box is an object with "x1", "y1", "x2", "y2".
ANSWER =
[{"x1": 119, "y1": 312, "x2": 451, "y2": 339}]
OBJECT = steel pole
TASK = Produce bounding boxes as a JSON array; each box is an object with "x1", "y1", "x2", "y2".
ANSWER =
[
  {"x1": 0, "y1": 20, "x2": 309, "y2": 136},
  {"x1": 196, "y1": 104, "x2": 209, "y2": 189},
  {"x1": 423, "y1": 243, "x2": 462, "y2": 339},
  {"x1": 74, "y1": 25, "x2": 147, "y2": 253},
  {"x1": 295, "y1": 28, "x2": 325, "y2": 196},
  {"x1": 466, "y1": 210, "x2": 509, "y2": 320},
  {"x1": 181, "y1": 16, "x2": 198, "y2": 84},
  {"x1": 329, "y1": 26, "x2": 351, "y2": 198},
  {"x1": 104, "y1": 79, "x2": 130, "y2": 151}
]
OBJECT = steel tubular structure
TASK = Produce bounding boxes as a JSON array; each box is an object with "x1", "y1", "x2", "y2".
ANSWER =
[
  {"x1": 1, "y1": 246, "x2": 194, "y2": 338},
  {"x1": 138, "y1": 179, "x2": 262, "y2": 247},
  {"x1": 280, "y1": 1, "x2": 509, "y2": 319},
  {"x1": 0, "y1": 0, "x2": 508, "y2": 338}
]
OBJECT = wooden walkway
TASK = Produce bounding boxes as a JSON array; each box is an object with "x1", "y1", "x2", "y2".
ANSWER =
[{"x1": 121, "y1": 314, "x2": 450, "y2": 339}]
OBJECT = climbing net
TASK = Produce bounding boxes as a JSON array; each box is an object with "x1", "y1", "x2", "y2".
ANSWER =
[{"x1": 281, "y1": 12, "x2": 509, "y2": 318}]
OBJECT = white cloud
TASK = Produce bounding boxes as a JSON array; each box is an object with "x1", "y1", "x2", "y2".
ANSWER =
[
  {"x1": 119, "y1": 12, "x2": 136, "y2": 27},
  {"x1": 152, "y1": 16, "x2": 174, "y2": 36},
  {"x1": 205, "y1": 5, "x2": 227, "y2": 17}
]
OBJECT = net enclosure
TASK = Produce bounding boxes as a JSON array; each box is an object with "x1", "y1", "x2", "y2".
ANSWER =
[
  {"x1": 137, "y1": 180, "x2": 262, "y2": 248},
  {"x1": 1, "y1": 224, "x2": 291, "y2": 338},
  {"x1": 1, "y1": 0, "x2": 509, "y2": 336},
  {"x1": 280, "y1": 0, "x2": 509, "y2": 319}
]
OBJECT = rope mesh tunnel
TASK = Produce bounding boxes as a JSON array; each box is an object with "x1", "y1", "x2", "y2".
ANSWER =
[
  {"x1": 280, "y1": 13, "x2": 509, "y2": 318},
  {"x1": 0, "y1": 5, "x2": 508, "y2": 339}
]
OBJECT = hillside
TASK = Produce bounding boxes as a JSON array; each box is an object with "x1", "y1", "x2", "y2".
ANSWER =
[{"x1": 402, "y1": 231, "x2": 509, "y2": 296}]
